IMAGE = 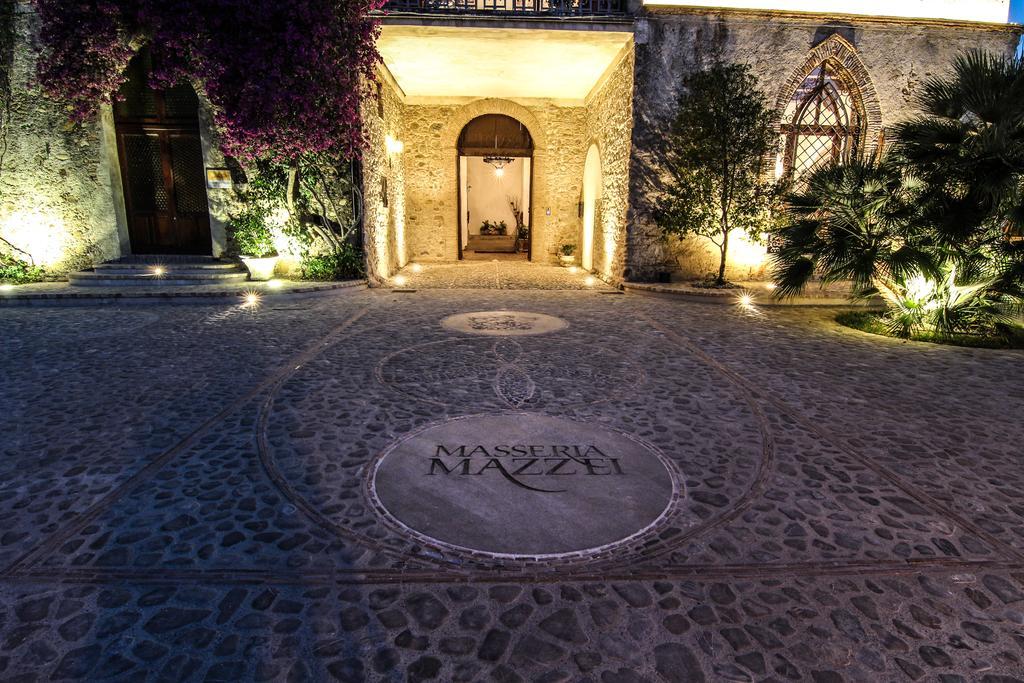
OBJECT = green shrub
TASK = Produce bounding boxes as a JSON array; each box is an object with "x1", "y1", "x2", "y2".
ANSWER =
[
  {"x1": 228, "y1": 207, "x2": 277, "y2": 258},
  {"x1": 301, "y1": 244, "x2": 365, "y2": 281},
  {"x1": 837, "y1": 311, "x2": 1024, "y2": 349},
  {"x1": 0, "y1": 259, "x2": 46, "y2": 284}
]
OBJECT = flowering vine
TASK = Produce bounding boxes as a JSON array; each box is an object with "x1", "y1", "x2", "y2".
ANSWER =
[{"x1": 31, "y1": 0, "x2": 384, "y2": 161}]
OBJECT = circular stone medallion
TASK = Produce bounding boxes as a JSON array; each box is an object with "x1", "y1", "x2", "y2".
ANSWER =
[
  {"x1": 369, "y1": 414, "x2": 680, "y2": 557},
  {"x1": 441, "y1": 310, "x2": 567, "y2": 336}
]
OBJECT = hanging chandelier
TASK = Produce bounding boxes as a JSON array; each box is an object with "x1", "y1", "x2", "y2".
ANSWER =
[
  {"x1": 484, "y1": 155, "x2": 514, "y2": 178},
  {"x1": 484, "y1": 156, "x2": 514, "y2": 170}
]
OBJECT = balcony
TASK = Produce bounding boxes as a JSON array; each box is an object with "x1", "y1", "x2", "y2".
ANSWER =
[{"x1": 382, "y1": 0, "x2": 629, "y2": 17}]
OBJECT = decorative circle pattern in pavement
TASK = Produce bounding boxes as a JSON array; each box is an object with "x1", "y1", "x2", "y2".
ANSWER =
[
  {"x1": 377, "y1": 336, "x2": 643, "y2": 410},
  {"x1": 368, "y1": 414, "x2": 681, "y2": 557},
  {"x1": 440, "y1": 310, "x2": 568, "y2": 336}
]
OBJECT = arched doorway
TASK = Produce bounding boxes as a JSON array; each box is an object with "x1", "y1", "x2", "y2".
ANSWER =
[
  {"x1": 581, "y1": 144, "x2": 602, "y2": 272},
  {"x1": 113, "y1": 50, "x2": 212, "y2": 255},
  {"x1": 457, "y1": 114, "x2": 534, "y2": 260}
]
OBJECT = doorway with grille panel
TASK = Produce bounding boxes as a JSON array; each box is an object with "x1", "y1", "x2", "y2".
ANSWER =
[{"x1": 113, "y1": 52, "x2": 212, "y2": 255}]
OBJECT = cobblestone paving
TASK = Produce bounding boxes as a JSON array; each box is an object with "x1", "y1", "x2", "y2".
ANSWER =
[
  {"x1": 2, "y1": 285, "x2": 1024, "y2": 681},
  {"x1": 385, "y1": 261, "x2": 615, "y2": 290}
]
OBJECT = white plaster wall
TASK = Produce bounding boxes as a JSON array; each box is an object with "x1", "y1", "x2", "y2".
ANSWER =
[{"x1": 464, "y1": 156, "x2": 524, "y2": 236}]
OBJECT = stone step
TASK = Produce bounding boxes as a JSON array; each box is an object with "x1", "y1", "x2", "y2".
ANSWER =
[
  {"x1": 94, "y1": 261, "x2": 242, "y2": 273},
  {"x1": 69, "y1": 270, "x2": 249, "y2": 287},
  {"x1": 94, "y1": 266, "x2": 245, "y2": 276},
  {"x1": 109, "y1": 254, "x2": 224, "y2": 264}
]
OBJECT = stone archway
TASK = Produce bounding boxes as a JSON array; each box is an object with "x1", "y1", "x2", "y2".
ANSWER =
[
  {"x1": 440, "y1": 100, "x2": 546, "y2": 261},
  {"x1": 457, "y1": 114, "x2": 535, "y2": 260},
  {"x1": 581, "y1": 143, "x2": 602, "y2": 272}
]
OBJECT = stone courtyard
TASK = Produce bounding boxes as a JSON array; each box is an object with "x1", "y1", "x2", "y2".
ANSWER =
[{"x1": 2, "y1": 283, "x2": 1024, "y2": 682}]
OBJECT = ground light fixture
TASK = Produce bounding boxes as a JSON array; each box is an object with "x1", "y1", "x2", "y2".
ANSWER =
[
  {"x1": 151, "y1": 266, "x2": 165, "y2": 277},
  {"x1": 411, "y1": 263, "x2": 424, "y2": 273},
  {"x1": 241, "y1": 291, "x2": 261, "y2": 309},
  {"x1": 266, "y1": 279, "x2": 284, "y2": 290},
  {"x1": 394, "y1": 274, "x2": 409, "y2": 286},
  {"x1": 736, "y1": 292, "x2": 757, "y2": 310},
  {"x1": 584, "y1": 276, "x2": 596, "y2": 287},
  {"x1": 0, "y1": 284, "x2": 14, "y2": 292}
]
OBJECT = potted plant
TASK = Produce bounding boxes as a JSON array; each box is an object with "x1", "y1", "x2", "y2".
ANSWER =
[
  {"x1": 508, "y1": 196, "x2": 528, "y2": 252},
  {"x1": 230, "y1": 209, "x2": 279, "y2": 281},
  {"x1": 516, "y1": 224, "x2": 529, "y2": 253},
  {"x1": 559, "y1": 243, "x2": 576, "y2": 267},
  {"x1": 497, "y1": 220, "x2": 508, "y2": 236},
  {"x1": 480, "y1": 220, "x2": 495, "y2": 236}
]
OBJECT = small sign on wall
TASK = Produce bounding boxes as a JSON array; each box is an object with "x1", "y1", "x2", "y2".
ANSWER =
[{"x1": 206, "y1": 168, "x2": 233, "y2": 190}]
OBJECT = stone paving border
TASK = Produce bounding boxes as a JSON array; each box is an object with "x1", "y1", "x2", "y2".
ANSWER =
[
  {"x1": 623, "y1": 281, "x2": 883, "y2": 307},
  {"x1": 0, "y1": 279, "x2": 366, "y2": 307}
]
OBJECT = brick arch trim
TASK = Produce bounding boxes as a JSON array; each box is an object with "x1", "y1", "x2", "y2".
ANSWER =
[
  {"x1": 441, "y1": 99, "x2": 546, "y2": 153},
  {"x1": 774, "y1": 34, "x2": 884, "y2": 157}
]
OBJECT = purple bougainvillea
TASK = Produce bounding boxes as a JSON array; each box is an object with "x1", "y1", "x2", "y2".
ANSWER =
[{"x1": 32, "y1": 0, "x2": 384, "y2": 161}]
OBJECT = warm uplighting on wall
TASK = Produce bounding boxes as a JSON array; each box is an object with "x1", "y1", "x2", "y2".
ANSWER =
[
  {"x1": 393, "y1": 274, "x2": 408, "y2": 286},
  {"x1": 411, "y1": 263, "x2": 423, "y2": 273},
  {"x1": 1, "y1": 209, "x2": 70, "y2": 268},
  {"x1": 603, "y1": 230, "x2": 617, "y2": 279},
  {"x1": 728, "y1": 230, "x2": 769, "y2": 274},
  {"x1": 385, "y1": 135, "x2": 404, "y2": 155},
  {"x1": 584, "y1": 276, "x2": 596, "y2": 287}
]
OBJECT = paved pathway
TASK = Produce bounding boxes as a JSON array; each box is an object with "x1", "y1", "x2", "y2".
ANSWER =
[
  {"x1": 385, "y1": 261, "x2": 615, "y2": 290},
  {"x1": 2, "y1": 286, "x2": 1023, "y2": 682}
]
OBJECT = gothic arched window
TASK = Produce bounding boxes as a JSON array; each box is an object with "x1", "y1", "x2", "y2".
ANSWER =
[{"x1": 779, "y1": 61, "x2": 864, "y2": 180}]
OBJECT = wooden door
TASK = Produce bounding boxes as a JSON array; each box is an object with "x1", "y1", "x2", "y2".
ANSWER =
[{"x1": 114, "y1": 52, "x2": 211, "y2": 255}]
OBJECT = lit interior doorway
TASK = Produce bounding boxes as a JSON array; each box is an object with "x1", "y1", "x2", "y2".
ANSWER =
[
  {"x1": 581, "y1": 143, "x2": 602, "y2": 271},
  {"x1": 457, "y1": 114, "x2": 533, "y2": 260}
]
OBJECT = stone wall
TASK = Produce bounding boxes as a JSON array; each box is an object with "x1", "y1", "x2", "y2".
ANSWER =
[
  {"x1": 361, "y1": 70, "x2": 407, "y2": 282},
  {"x1": 401, "y1": 98, "x2": 591, "y2": 265},
  {"x1": 583, "y1": 44, "x2": 635, "y2": 283},
  {"x1": 625, "y1": 9, "x2": 1023, "y2": 281},
  {"x1": 0, "y1": 3, "x2": 123, "y2": 273}
]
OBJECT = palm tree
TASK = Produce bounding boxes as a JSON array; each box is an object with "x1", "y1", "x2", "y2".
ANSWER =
[
  {"x1": 771, "y1": 158, "x2": 1019, "y2": 339},
  {"x1": 770, "y1": 159, "x2": 935, "y2": 300},
  {"x1": 894, "y1": 49, "x2": 1024, "y2": 296}
]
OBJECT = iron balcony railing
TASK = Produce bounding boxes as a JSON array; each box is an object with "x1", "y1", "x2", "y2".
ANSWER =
[{"x1": 382, "y1": 0, "x2": 628, "y2": 17}]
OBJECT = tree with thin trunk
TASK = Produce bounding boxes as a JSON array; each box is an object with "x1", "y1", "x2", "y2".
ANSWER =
[{"x1": 655, "y1": 62, "x2": 780, "y2": 285}]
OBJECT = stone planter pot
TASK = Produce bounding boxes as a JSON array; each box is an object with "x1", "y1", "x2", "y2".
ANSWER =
[
  {"x1": 559, "y1": 254, "x2": 575, "y2": 267},
  {"x1": 241, "y1": 256, "x2": 279, "y2": 281}
]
